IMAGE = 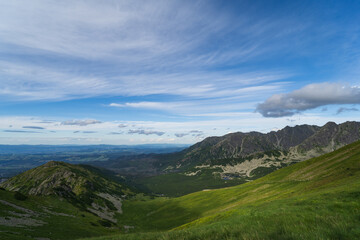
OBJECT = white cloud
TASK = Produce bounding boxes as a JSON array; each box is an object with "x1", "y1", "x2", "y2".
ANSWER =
[{"x1": 257, "y1": 82, "x2": 360, "y2": 117}]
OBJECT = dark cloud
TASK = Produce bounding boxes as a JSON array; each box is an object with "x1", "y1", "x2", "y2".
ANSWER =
[
  {"x1": 36, "y1": 120, "x2": 56, "y2": 123},
  {"x1": 192, "y1": 133, "x2": 204, "y2": 137},
  {"x1": 190, "y1": 130, "x2": 203, "y2": 133},
  {"x1": 175, "y1": 130, "x2": 204, "y2": 138},
  {"x1": 4, "y1": 130, "x2": 40, "y2": 133},
  {"x1": 73, "y1": 131, "x2": 96, "y2": 134},
  {"x1": 61, "y1": 119, "x2": 102, "y2": 126},
  {"x1": 175, "y1": 133, "x2": 189, "y2": 138},
  {"x1": 22, "y1": 126, "x2": 45, "y2": 130},
  {"x1": 118, "y1": 124, "x2": 127, "y2": 128},
  {"x1": 336, "y1": 107, "x2": 359, "y2": 115},
  {"x1": 128, "y1": 129, "x2": 165, "y2": 136},
  {"x1": 109, "y1": 132, "x2": 123, "y2": 135},
  {"x1": 256, "y1": 83, "x2": 360, "y2": 117}
]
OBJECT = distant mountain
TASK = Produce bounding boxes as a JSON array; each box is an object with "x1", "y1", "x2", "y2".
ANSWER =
[
  {"x1": 171, "y1": 121, "x2": 360, "y2": 168},
  {"x1": 94, "y1": 121, "x2": 360, "y2": 196},
  {"x1": 180, "y1": 124, "x2": 321, "y2": 166},
  {"x1": 1, "y1": 161, "x2": 135, "y2": 223}
]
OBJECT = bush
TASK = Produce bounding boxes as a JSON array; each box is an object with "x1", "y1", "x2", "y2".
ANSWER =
[
  {"x1": 98, "y1": 219, "x2": 112, "y2": 227},
  {"x1": 14, "y1": 191, "x2": 27, "y2": 201}
]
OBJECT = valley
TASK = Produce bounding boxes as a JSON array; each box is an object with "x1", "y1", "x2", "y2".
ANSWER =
[{"x1": 0, "y1": 122, "x2": 360, "y2": 239}]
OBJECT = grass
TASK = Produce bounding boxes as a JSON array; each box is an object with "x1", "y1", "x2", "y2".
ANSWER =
[{"x1": 84, "y1": 140, "x2": 360, "y2": 240}]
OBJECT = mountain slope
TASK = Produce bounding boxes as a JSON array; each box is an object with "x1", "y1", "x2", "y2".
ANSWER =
[{"x1": 86, "y1": 140, "x2": 360, "y2": 240}]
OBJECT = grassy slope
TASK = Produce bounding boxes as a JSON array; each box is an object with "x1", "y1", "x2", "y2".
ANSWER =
[{"x1": 86, "y1": 140, "x2": 360, "y2": 240}]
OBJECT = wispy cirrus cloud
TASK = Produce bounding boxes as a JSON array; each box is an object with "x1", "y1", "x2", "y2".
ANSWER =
[
  {"x1": 256, "y1": 83, "x2": 360, "y2": 117},
  {"x1": 0, "y1": 0, "x2": 297, "y2": 104}
]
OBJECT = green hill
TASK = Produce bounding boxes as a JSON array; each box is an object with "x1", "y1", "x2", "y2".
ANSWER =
[
  {"x1": 85, "y1": 140, "x2": 360, "y2": 240},
  {"x1": 1, "y1": 161, "x2": 135, "y2": 218},
  {"x1": 0, "y1": 162, "x2": 140, "y2": 240}
]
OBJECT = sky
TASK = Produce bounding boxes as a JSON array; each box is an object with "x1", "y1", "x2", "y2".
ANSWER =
[{"x1": 1, "y1": 0, "x2": 360, "y2": 145}]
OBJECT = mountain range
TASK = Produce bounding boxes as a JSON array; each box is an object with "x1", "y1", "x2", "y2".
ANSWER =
[{"x1": 91, "y1": 121, "x2": 360, "y2": 196}]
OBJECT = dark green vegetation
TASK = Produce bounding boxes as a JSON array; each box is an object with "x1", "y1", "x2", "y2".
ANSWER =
[
  {"x1": 133, "y1": 169, "x2": 247, "y2": 197},
  {"x1": 84, "y1": 140, "x2": 360, "y2": 240},
  {"x1": 96, "y1": 121, "x2": 360, "y2": 196}
]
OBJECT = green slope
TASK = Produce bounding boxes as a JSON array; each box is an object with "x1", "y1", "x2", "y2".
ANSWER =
[{"x1": 85, "y1": 140, "x2": 360, "y2": 240}]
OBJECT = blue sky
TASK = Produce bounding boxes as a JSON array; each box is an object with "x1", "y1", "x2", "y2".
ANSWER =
[{"x1": 1, "y1": 0, "x2": 360, "y2": 145}]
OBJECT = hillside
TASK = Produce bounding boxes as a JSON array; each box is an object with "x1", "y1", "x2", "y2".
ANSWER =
[
  {"x1": 85, "y1": 140, "x2": 360, "y2": 240},
  {"x1": 98, "y1": 121, "x2": 360, "y2": 196},
  {"x1": 1, "y1": 161, "x2": 136, "y2": 224}
]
